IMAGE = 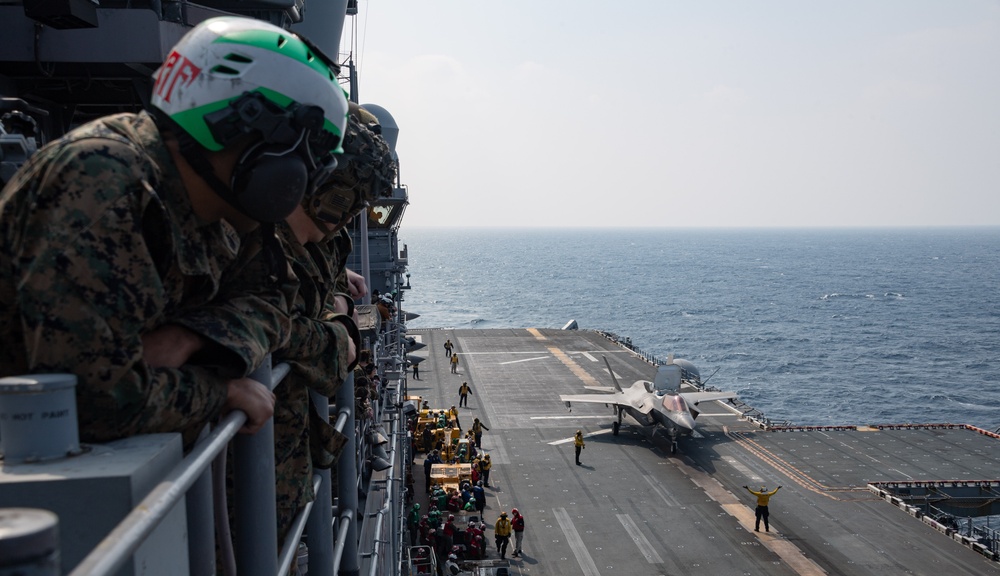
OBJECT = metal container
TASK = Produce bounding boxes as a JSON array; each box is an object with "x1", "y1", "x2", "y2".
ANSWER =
[
  {"x1": 0, "y1": 508, "x2": 60, "y2": 576},
  {"x1": 0, "y1": 374, "x2": 81, "y2": 463}
]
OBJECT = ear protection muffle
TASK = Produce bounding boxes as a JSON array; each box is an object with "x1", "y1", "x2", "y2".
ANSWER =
[
  {"x1": 204, "y1": 92, "x2": 339, "y2": 223},
  {"x1": 230, "y1": 143, "x2": 310, "y2": 223}
]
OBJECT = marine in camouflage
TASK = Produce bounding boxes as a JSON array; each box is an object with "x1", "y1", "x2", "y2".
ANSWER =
[
  {"x1": 0, "y1": 111, "x2": 291, "y2": 446},
  {"x1": 272, "y1": 225, "x2": 360, "y2": 539}
]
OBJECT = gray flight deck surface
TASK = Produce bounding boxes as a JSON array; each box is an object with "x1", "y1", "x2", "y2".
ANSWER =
[{"x1": 407, "y1": 328, "x2": 1000, "y2": 576}]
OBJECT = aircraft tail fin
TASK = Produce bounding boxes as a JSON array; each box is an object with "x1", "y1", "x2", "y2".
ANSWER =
[{"x1": 603, "y1": 356, "x2": 624, "y2": 393}]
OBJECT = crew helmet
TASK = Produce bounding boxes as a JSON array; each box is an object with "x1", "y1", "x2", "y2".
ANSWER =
[
  {"x1": 511, "y1": 508, "x2": 518, "y2": 515},
  {"x1": 150, "y1": 17, "x2": 349, "y2": 221},
  {"x1": 152, "y1": 16, "x2": 346, "y2": 154},
  {"x1": 303, "y1": 102, "x2": 396, "y2": 226}
]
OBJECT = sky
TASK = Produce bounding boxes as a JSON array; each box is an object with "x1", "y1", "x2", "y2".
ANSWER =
[{"x1": 345, "y1": 1, "x2": 1000, "y2": 228}]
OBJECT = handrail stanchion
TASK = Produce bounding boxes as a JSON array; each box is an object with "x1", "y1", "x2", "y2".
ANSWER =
[
  {"x1": 307, "y1": 390, "x2": 334, "y2": 576},
  {"x1": 186, "y1": 426, "x2": 216, "y2": 576},
  {"x1": 234, "y1": 358, "x2": 278, "y2": 576},
  {"x1": 336, "y1": 371, "x2": 360, "y2": 576},
  {"x1": 69, "y1": 408, "x2": 247, "y2": 576}
]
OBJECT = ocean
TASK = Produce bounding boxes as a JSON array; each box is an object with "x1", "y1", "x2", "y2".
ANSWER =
[{"x1": 396, "y1": 227, "x2": 1000, "y2": 431}]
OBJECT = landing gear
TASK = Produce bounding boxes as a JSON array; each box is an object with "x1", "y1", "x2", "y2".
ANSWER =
[
  {"x1": 612, "y1": 421, "x2": 620, "y2": 436},
  {"x1": 670, "y1": 441, "x2": 678, "y2": 454}
]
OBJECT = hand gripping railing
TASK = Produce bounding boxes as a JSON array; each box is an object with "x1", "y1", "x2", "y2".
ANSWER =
[
  {"x1": 82, "y1": 344, "x2": 381, "y2": 576},
  {"x1": 70, "y1": 361, "x2": 296, "y2": 576}
]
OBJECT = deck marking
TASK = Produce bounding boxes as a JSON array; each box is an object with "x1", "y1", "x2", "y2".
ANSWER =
[
  {"x1": 454, "y1": 350, "x2": 553, "y2": 356},
  {"x1": 545, "y1": 346, "x2": 602, "y2": 387},
  {"x1": 617, "y1": 513, "x2": 664, "y2": 563},
  {"x1": 553, "y1": 507, "x2": 601, "y2": 576},
  {"x1": 728, "y1": 429, "x2": 868, "y2": 499},
  {"x1": 499, "y1": 356, "x2": 550, "y2": 365},
  {"x1": 526, "y1": 328, "x2": 548, "y2": 341},
  {"x1": 531, "y1": 415, "x2": 609, "y2": 421},
  {"x1": 889, "y1": 468, "x2": 913, "y2": 479},
  {"x1": 675, "y1": 461, "x2": 828, "y2": 576},
  {"x1": 581, "y1": 352, "x2": 598, "y2": 362},
  {"x1": 722, "y1": 455, "x2": 764, "y2": 483},
  {"x1": 643, "y1": 474, "x2": 680, "y2": 507},
  {"x1": 548, "y1": 429, "x2": 614, "y2": 445}
]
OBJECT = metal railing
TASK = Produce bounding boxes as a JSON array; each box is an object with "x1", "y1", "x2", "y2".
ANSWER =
[
  {"x1": 5, "y1": 307, "x2": 412, "y2": 576},
  {"x1": 62, "y1": 356, "x2": 382, "y2": 576}
]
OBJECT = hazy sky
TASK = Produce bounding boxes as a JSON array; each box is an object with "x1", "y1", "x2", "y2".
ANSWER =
[{"x1": 349, "y1": 1, "x2": 1000, "y2": 228}]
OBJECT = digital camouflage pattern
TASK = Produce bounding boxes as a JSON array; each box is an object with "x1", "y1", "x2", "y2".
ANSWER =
[
  {"x1": 272, "y1": 225, "x2": 360, "y2": 538},
  {"x1": 326, "y1": 103, "x2": 396, "y2": 204},
  {"x1": 166, "y1": 227, "x2": 295, "y2": 378},
  {"x1": 0, "y1": 111, "x2": 291, "y2": 446}
]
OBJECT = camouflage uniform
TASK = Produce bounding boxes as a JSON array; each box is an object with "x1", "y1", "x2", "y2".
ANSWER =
[
  {"x1": 272, "y1": 224, "x2": 359, "y2": 538},
  {"x1": 0, "y1": 111, "x2": 291, "y2": 446}
]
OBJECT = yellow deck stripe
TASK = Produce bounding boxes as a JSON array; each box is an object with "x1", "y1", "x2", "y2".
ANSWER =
[{"x1": 676, "y1": 459, "x2": 828, "y2": 575}]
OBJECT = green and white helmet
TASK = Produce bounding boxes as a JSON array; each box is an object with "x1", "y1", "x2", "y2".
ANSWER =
[
  {"x1": 151, "y1": 16, "x2": 347, "y2": 156},
  {"x1": 150, "y1": 16, "x2": 349, "y2": 222}
]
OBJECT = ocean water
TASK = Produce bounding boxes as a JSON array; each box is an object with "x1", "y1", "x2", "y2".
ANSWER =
[{"x1": 397, "y1": 227, "x2": 1000, "y2": 430}]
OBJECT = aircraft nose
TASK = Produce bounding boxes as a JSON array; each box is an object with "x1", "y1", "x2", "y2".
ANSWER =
[{"x1": 674, "y1": 412, "x2": 696, "y2": 431}]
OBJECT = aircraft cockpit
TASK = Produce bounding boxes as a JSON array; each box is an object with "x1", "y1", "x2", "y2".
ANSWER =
[{"x1": 661, "y1": 394, "x2": 688, "y2": 413}]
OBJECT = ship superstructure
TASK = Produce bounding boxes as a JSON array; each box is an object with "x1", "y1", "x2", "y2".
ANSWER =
[{"x1": 1, "y1": 2, "x2": 415, "y2": 574}]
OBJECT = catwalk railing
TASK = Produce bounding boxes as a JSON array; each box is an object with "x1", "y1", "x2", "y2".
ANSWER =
[{"x1": 4, "y1": 343, "x2": 410, "y2": 576}]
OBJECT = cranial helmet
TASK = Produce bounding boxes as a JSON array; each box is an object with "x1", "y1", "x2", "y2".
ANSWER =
[
  {"x1": 150, "y1": 16, "x2": 349, "y2": 222},
  {"x1": 511, "y1": 508, "x2": 518, "y2": 515},
  {"x1": 303, "y1": 102, "x2": 396, "y2": 227}
]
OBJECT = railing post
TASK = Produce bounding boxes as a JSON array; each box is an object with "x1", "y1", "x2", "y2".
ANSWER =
[
  {"x1": 337, "y1": 371, "x2": 360, "y2": 576},
  {"x1": 307, "y1": 390, "x2": 334, "y2": 576},
  {"x1": 234, "y1": 358, "x2": 278, "y2": 576},
  {"x1": 186, "y1": 426, "x2": 216, "y2": 576}
]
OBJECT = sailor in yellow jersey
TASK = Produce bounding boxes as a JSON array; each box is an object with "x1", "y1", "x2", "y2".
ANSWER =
[
  {"x1": 574, "y1": 430, "x2": 586, "y2": 466},
  {"x1": 743, "y1": 485, "x2": 781, "y2": 532}
]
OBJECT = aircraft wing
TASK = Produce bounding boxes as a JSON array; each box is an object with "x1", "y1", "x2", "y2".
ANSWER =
[
  {"x1": 679, "y1": 391, "x2": 737, "y2": 406},
  {"x1": 559, "y1": 392, "x2": 655, "y2": 414},
  {"x1": 582, "y1": 386, "x2": 615, "y2": 392}
]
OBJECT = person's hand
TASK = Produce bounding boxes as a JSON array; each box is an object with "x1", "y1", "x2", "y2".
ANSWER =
[
  {"x1": 142, "y1": 324, "x2": 205, "y2": 368},
  {"x1": 224, "y1": 377, "x2": 275, "y2": 434},
  {"x1": 345, "y1": 268, "x2": 368, "y2": 300},
  {"x1": 333, "y1": 293, "x2": 351, "y2": 315},
  {"x1": 331, "y1": 318, "x2": 358, "y2": 365}
]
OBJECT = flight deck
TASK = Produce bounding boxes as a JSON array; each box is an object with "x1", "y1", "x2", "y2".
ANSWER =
[{"x1": 406, "y1": 327, "x2": 1000, "y2": 576}]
